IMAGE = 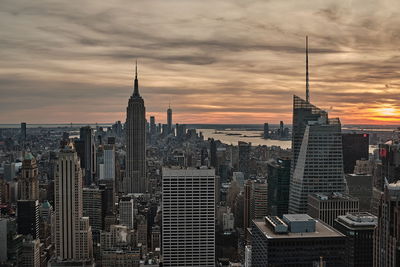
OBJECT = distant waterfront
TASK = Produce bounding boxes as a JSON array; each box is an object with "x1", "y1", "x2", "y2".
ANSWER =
[{"x1": 199, "y1": 129, "x2": 291, "y2": 149}]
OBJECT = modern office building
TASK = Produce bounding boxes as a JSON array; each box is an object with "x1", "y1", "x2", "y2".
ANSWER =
[
  {"x1": 267, "y1": 157, "x2": 291, "y2": 217},
  {"x1": 334, "y1": 212, "x2": 377, "y2": 267},
  {"x1": 252, "y1": 214, "x2": 346, "y2": 266},
  {"x1": 17, "y1": 152, "x2": 39, "y2": 200},
  {"x1": 239, "y1": 141, "x2": 251, "y2": 179},
  {"x1": 119, "y1": 196, "x2": 136, "y2": 230},
  {"x1": 20, "y1": 122, "x2": 27, "y2": 141},
  {"x1": 243, "y1": 179, "x2": 252, "y2": 230},
  {"x1": 263, "y1": 123, "x2": 269, "y2": 139},
  {"x1": 149, "y1": 116, "x2": 156, "y2": 135},
  {"x1": 342, "y1": 133, "x2": 369, "y2": 174},
  {"x1": 288, "y1": 38, "x2": 346, "y2": 214},
  {"x1": 167, "y1": 104, "x2": 172, "y2": 135},
  {"x1": 162, "y1": 167, "x2": 215, "y2": 266},
  {"x1": 288, "y1": 95, "x2": 347, "y2": 214},
  {"x1": 54, "y1": 145, "x2": 93, "y2": 262},
  {"x1": 307, "y1": 192, "x2": 359, "y2": 227},
  {"x1": 100, "y1": 144, "x2": 115, "y2": 181},
  {"x1": 17, "y1": 199, "x2": 39, "y2": 239},
  {"x1": 78, "y1": 126, "x2": 97, "y2": 185},
  {"x1": 374, "y1": 180, "x2": 400, "y2": 267},
  {"x1": 250, "y1": 179, "x2": 268, "y2": 220},
  {"x1": 83, "y1": 186, "x2": 104, "y2": 232},
  {"x1": 124, "y1": 64, "x2": 147, "y2": 193},
  {"x1": 20, "y1": 238, "x2": 41, "y2": 267},
  {"x1": 345, "y1": 173, "x2": 373, "y2": 212}
]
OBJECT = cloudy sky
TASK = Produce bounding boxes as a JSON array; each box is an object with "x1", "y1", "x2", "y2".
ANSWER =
[{"x1": 1, "y1": 0, "x2": 400, "y2": 125}]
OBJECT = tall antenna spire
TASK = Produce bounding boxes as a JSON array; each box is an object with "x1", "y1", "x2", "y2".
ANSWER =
[
  {"x1": 135, "y1": 60, "x2": 138, "y2": 79},
  {"x1": 306, "y1": 36, "x2": 310, "y2": 103},
  {"x1": 133, "y1": 60, "x2": 139, "y2": 96}
]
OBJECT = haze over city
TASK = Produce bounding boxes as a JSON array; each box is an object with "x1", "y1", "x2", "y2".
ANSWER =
[{"x1": 2, "y1": 0, "x2": 400, "y2": 124}]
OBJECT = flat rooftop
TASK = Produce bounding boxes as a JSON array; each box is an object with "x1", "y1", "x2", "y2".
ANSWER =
[
  {"x1": 311, "y1": 192, "x2": 358, "y2": 201},
  {"x1": 253, "y1": 219, "x2": 345, "y2": 239},
  {"x1": 336, "y1": 212, "x2": 377, "y2": 228}
]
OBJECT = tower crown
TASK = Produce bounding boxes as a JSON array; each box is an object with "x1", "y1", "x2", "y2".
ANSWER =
[{"x1": 133, "y1": 61, "x2": 140, "y2": 97}]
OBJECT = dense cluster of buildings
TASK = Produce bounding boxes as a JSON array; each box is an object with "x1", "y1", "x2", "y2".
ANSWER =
[{"x1": 0, "y1": 41, "x2": 399, "y2": 267}]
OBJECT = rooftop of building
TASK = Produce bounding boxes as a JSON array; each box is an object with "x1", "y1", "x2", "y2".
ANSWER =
[
  {"x1": 310, "y1": 192, "x2": 358, "y2": 201},
  {"x1": 336, "y1": 212, "x2": 377, "y2": 228},
  {"x1": 253, "y1": 217, "x2": 344, "y2": 239}
]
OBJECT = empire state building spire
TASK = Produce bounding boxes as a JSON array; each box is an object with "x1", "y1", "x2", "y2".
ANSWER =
[{"x1": 133, "y1": 60, "x2": 140, "y2": 97}]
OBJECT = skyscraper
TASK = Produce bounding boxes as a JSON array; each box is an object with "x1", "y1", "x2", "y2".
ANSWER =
[
  {"x1": 239, "y1": 141, "x2": 251, "y2": 179},
  {"x1": 124, "y1": 63, "x2": 146, "y2": 193},
  {"x1": 54, "y1": 145, "x2": 93, "y2": 262},
  {"x1": 374, "y1": 180, "x2": 400, "y2": 267},
  {"x1": 78, "y1": 126, "x2": 96, "y2": 185},
  {"x1": 20, "y1": 122, "x2": 26, "y2": 141},
  {"x1": 17, "y1": 152, "x2": 39, "y2": 201},
  {"x1": 162, "y1": 167, "x2": 215, "y2": 266},
  {"x1": 342, "y1": 133, "x2": 369, "y2": 174},
  {"x1": 17, "y1": 199, "x2": 39, "y2": 239},
  {"x1": 167, "y1": 104, "x2": 172, "y2": 135},
  {"x1": 288, "y1": 37, "x2": 346, "y2": 214},
  {"x1": 267, "y1": 157, "x2": 291, "y2": 217},
  {"x1": 149, "y1": 116, "x2": 156, "y2": 136}
]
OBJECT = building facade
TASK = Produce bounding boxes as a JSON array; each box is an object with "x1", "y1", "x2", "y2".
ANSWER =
[
  {"x1": 124, "y1": 65, "x2": 146, "y2": 193},
  {"x1": 162, "y1": 167, "x2": 215, "y2": 266},
  {"x1": 289, "y1": 96, "x2": 346, "y2": 214},
  {"x1": 307, "y1": 192, "x2": 359, "y2": 227},
  {"x1": 334, "y1": 212, "x2": 377, "y2": 267},
  {"x1": 54, "y1": 146, "x2": 93, "y2": 262}
]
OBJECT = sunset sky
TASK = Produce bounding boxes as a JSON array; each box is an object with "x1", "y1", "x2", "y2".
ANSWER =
[{"x1": 1, "y1": 0, "x2": 400, "y2": 125}]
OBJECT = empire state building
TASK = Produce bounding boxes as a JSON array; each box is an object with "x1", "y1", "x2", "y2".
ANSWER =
[{"x1": 124, "y1": 64, "x2": 146, "y2": 193}]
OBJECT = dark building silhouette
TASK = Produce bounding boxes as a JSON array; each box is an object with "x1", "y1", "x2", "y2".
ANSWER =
[
  {"x1": 167, "y1": 104, "x2": 172, "y2": 135},
  {"x1": 20, "y1": 122, "x2": 26, "y2": 141},
  {"x1": 334, "y1": 212, "x2": 376, "y2": 267},
  {"x1": 263, "y1": 123, "x2": 269, "y2": 139},
  {"x1": 124, "y1": 63, "x2": 146, "y2": 193},
  {"x1": 374, "y1": 181, "x2": 400, "y2": 267},
  {"x1": 252, "y1": 214, "x2": 346, "y2": 266},
  {"x1": 239, "y1": 141, "x2": 251, "y2": 179},
  {"x1": 78, "y1": 126, "x2": 96, "y2": 185},
  {"x1": 342, "y1": 133, "x2": 369, "y2": 174},
  {"x1": 210, "y1": 138, "x2": 218, "y2": 169},
  {"x1": 17, "y1": 199, "x2": 39, "y2": 239},
  {"x1": 267, "y1": 157, "x2": 291, "y2": 217}
]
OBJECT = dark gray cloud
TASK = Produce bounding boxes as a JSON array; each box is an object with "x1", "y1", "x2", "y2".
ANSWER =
[{"x1": 1, "y1": 0, "x2": 400, "y2": 124}]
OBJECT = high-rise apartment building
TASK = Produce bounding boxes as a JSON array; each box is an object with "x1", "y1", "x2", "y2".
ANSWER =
[
  {"x1": 53, "y1": 145, "x2": 93, "y2": 262},
  {"x1": 162, "y1": 167, "x2": 215, "y2": 266},
  {"x1": 374, "y1": 180, "x2": 400, "y2": 267},
  {"x1": 263, "y1": 123, "x2": 269, "y2": 139},
  {"x1": 17, "y1": 153, "x2": 39, "y2": 200},
  {"x1": 124, "y1": 64, "x2": 146, "y2": 193}
]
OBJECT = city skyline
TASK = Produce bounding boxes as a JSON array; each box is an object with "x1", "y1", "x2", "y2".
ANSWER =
[{"x1": 2, "y1": 0, "x2": 400, "y2": 124}]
